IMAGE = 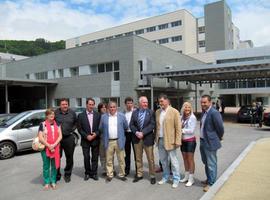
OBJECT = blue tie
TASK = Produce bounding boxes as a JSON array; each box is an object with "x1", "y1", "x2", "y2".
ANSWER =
[{"x1": 138, "y1": 110, "x2": 145, "y2": 130}]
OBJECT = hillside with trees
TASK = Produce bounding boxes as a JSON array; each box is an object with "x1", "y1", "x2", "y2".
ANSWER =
[{"x1": 0, "y1": 38, "x2": 65, "y2": 56}]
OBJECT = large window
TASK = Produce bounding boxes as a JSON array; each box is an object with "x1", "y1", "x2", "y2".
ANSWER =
[
  {"x1": 105, "y1": 62, "x2": 113, "y2": 72},
  {"x1": 171, "y1": 20, "x2": 182, "y2": 27},
  {"x1": 115, "y1": 34, "x2": 123, "y2": 38},
  {"x1": 158, "y1": 23, "x2": 169, "y2": 30},
  {"x1": 159, "y1": 38, "x2": 169, "y2": 44},
  {"x1": 172, "y1": 35, "x2": 182, "y2": 42},
  {"x1": 35, "y1": 72, "x2": 48, "y2": 80},
  {"x1": 90, "y1": 64, "x2": 97, "y2": 74},
  {"x1": 76, "y1": 98, "x2": 82, "y2": 107},
  {"x1": 146, "y1": 26, "x2": 156, "y2": 32},
  {"x1": 113, "y1": 61, "x2": 119, "y2": 71},
  {"x1": 125, "y1": 32, "x2": 133, "y2": 36},
  {"x1": 135, "y1": 29, "x2": 144, "y2": 35},
  {"x1": 58, "y1": 69, "x2": 64, "y2": 78},
  {"x1": 106, "y1": 36, "x2": 113, "y2": 40},
  {"x1": 198, "y1": 41, "x2": 205, "y2": 47},
  {"x1": 70, "y1": 67, "x2": 79, "y2": 77},
  {"x1": 98, "y1": 64, "x2": 105, "y2": 73},
  {"x1": 198, "y1": 26, "x2": 205, "y2": 34},
  {"x1": 113, "y1": 61, "x2": 120, "y2": 81}
]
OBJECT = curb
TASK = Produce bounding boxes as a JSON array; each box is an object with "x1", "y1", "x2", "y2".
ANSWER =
[{"x1": 199, "y1": 141, "x2": 256, "y2": 200}]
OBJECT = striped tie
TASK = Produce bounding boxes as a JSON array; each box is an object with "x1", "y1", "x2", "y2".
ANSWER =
[{"x1": 138, "y1": 110, "x2": 145, "y2": 130}]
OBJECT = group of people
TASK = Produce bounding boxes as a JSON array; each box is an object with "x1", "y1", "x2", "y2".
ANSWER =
[
  {"x1": 250, "y1": 101, "x2": 264, "y2": 127},
  {"x1": 38, "y1": 94, "x2": 224, "y2": 193}
]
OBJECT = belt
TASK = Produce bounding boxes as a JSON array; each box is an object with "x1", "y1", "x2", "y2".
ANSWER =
[{"x1": 109, "y1": 138, "x2": 118, "y2": 140}]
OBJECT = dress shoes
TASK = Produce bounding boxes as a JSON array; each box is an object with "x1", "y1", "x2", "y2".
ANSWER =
[
  {"x1": 84, "y1": 174, "x2": 90, "y2": 181},
  {"x1": 106, "y1": 177, "x2": 112, "y2": 182},
  {"x1": 133, "y1": 176, "x2": 143, "y2": 183},
  {"x1": 64, "y1": 176, "x2": 71, "y2": 183},
  {"x1": 125, "y1": 171, "x2": 130, "y2": 177},
  {"x1": 118, "y1": 176, "x2": 127, "y2": 181},
  {"x1": 203, "y1": 185, "x2": 210, "y2": 192},
  {"x1": 56, "y1": 174, "x2": 61, "y2": 182},
  {"x1": 102, "y1": 172, "x2": 107, "y2": 177},
  {"x1": 92, "y1": 174, "x2": 99, "y2": 181},
  {"x1": 150, "y1": 178, "x2": 156, "y2": 185}
]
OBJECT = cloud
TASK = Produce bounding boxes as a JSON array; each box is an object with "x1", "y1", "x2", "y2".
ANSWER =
[
  {"x1": 0, "y1": 0, "x2": 269, "y2": 47},
  {"x1": 0, "y1": 0, "x2": 117, "y2": 41},
  {"x1": 232, "y1": 4, "x2": 270, "y2": 47}
]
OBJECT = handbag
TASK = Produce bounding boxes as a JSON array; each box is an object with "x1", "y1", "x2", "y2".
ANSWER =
[{"x1": 32, "y1": 136, "x2": 45, "y2": 151}]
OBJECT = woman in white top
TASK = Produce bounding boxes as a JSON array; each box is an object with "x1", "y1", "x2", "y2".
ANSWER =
[{"x1": 180, "y1": 102, "x2": 197, "y2": 187}]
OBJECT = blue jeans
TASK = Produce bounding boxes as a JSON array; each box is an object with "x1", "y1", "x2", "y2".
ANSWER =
[
  {"x1": 200, "y1": 138, "x2": 217, "y2": 185},
  {"x1": 158, "y1": 138, "x2": 180, "y2": 182}
]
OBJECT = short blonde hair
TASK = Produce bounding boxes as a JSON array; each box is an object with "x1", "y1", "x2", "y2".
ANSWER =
[
  {"x1": 181, "y1": 102, "x2": 193, "y2": 116},
  {"x1": 45, "y1": 108, "x2": 55, "y2": 117}
]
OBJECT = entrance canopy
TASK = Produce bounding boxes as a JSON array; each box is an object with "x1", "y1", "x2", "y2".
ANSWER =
[
  {"x1": 0, "y1": 78, "x2": 57, "y2": 86},
  {"x1": 0, "y1": 78, "x2": 57, "y2": 113},
  {"x1": 142, "y1": 59, "x2": 270, "y2": 110},
  {"x1": 143, "y1": 59, "x2": 270, "y2": 83}
]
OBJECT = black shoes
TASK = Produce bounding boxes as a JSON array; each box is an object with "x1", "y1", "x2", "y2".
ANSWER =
[
  {"x1": 133, "y1": 176, "x2": 143, "y2": 183},
  {"x1": 106, "y1": 177, "x2": 112, "y2": 182},
  {"x1": 125, "y1": 171, "x2": 130, "y2": 177},
  {"x1": 102, "y1": 172, "x2": 107, "y2": 177},
  {"x1": 56, "y1": 174, "x2": 61, "y2": 182},
  {"x1": 84, "y1": 174, "x2": 90, "y2": 181},
  {"x1": 92, "y1": 174, "x2": 99, "y2": 181},
  {"x1": 64, "y1": 176, "x2": 71, "y2": 183},
  {"x1": 118, "y1": 176, "x2": 127, "y2": 181},
  {"x1": 150, "y1": 178, "x2": 156, "y2": 185}
]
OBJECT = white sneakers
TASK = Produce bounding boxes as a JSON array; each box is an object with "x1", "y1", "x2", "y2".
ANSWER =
[
  {"x1": 180, "y1": 172, "x2": 189, "y2": 183},
  {"x1": 158, "y1": 178, "x2": 168, "y2": 185},
  {"x1": 185, "y1": 174, "x2": 194, "y2": 187},
  {"x1": 172, "y1": 182, "x2": 179, "y2": 188},
  {"x1": 180, "y1": 172, "x2": 195, "y2": 187},
  {"x1": 158, "y1": 173, "x2": 194, "y2": 188}
]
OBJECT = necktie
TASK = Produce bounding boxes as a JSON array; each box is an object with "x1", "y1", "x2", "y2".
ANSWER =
[{"x1": 138, "y1": 110, "x2": 145, "y2": 130}]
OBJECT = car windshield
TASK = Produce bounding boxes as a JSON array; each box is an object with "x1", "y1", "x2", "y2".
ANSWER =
[{"x1": 0, "y1": 111, "x2": 32, "y2": 127}]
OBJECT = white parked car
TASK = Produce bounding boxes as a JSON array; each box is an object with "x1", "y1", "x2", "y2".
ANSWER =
[{"x1": 0, "y1": 109, "x2": 80, "y2": 160}]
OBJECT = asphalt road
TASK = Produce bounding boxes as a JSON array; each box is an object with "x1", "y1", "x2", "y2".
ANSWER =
[{"x1": 1, "y1": 122, "x2": 270, "y2": 200}]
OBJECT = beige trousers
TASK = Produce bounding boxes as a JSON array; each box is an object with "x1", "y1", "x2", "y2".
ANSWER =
[
  {"x1": 106, "y1": 140, "x2": 125, "y2": 178},
  {"x1": 134, "y1": 140, "x2": 155, "y2": 178}
]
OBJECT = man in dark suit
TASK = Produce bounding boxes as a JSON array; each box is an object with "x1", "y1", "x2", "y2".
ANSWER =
[
  {"x1": 130, "y1": 96, "x2": 156, "y2": 184},
  {"x1": 77, "y1": 98, "x2": 101, "y2": 181},
  {"x1": 200, "y1": 95, "x2": 224, "y2": 192},
  {"x1": 123, "y1": 97, "x2": 137, "y2": 177}
]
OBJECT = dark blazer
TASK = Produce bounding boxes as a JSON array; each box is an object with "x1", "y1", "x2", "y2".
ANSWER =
[
  {"x1": 130, "y1": 108, "x2": 155, "y2": 146},
  {"x1": 99, "y1": 112, "x2": 128, "y2": 150},
  {"x1": 202, "y1": 107, "x2": 224, "y2": 151},
  {"x1": 77, "y1": 110, "x2": 101, "y2": 147}
]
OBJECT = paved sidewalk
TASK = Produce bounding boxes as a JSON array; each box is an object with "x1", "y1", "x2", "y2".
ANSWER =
[{"x1": 214, "y1": 138, "x2": 270, "y2": 200}]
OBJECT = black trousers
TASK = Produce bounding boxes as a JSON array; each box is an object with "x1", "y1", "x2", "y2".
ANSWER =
[
  {"x1": 82, "y1": 141, "x2": 99, "y2": 176},
  {"x1": 58, "y1": 134, "x2": 76, "y2": 177},
  {"x1": 125, "y1": 131, "x2": 137, "y2": 174}
]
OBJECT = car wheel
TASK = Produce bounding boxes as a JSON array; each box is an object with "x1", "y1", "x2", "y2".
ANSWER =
[{"x1": 0, "y1": 141, "x2": 16, "y2": 160}]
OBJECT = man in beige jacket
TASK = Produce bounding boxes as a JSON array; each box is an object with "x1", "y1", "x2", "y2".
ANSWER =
[{"x1": 156, "y1": 94, "x2": 182, "y2": 188}]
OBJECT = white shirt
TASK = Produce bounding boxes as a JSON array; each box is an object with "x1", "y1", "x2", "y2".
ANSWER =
[
  {"x1": 108, "y1": 112, "x2": 118, "y2": 139},
  {"x1": 159, "y1": 108, "x2": 167, "y2": 138},
  {"x1": 125, "y1": 110, "x2": 133, "y2": 132}
]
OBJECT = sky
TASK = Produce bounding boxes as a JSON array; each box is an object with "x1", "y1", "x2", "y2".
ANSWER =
[{"x1": 0, "y1": 0, "x2": 270, "y2": 47}]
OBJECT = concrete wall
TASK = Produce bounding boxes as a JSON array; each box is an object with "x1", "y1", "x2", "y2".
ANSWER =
[
  {"x1": 205, "y1": 0, "x2": 232, "y2": 52},
  {"x1": 66, "y1": 9, "x2": 197, "y2": 54}
]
